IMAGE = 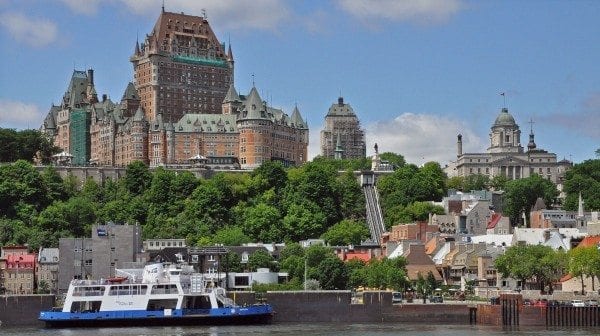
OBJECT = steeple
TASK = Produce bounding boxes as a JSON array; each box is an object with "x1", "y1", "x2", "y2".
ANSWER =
[
  {"x1": 135, "y1": 39, "x2": 141, "y2": 56},
  {"x1": 527, "y1": 118, "x2": 536, "y2": 151},
  {"x1": 578, "y1": 192, "x2": 585, "y2": 217}
]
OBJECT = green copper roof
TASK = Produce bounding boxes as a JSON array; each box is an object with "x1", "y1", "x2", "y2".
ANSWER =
[
  {"x1": 493, "y1": 108, "x2": 517, "y2": 127},
  {"x1": 172, "y1": 55, "x2": 228, "y2": 68}
]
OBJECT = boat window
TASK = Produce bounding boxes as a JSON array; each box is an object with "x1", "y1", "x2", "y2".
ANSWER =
[
  {"x1": 108, "y1": 285, "x2": 148, "y2": 296},
  {"x1": 151, "y1": 284, "x2": 179, "y2": 294},
  {"x1": 73, "y1": 286, "x2": 105, "y2": 297}
]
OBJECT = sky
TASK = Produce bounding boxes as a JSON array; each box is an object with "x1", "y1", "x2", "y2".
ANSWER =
[{"x1": 0, "y1": 0, "x2": 599, "y2": 166}]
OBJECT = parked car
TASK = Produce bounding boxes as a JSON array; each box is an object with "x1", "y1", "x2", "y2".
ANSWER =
[
  {"x1": 392, "y1": 292, "x2": 403, "y2": 304},
  {"x1": 533, "y1": 299, "x2": 548, "y2": 307},
  {"x1": 571, "y1": 299, "x2": 585, "y2": 307},
  {"x1": 585, "y1": 299, "x2": 598, "y2": 306}
]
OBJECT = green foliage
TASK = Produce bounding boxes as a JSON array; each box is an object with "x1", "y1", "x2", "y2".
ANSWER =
[
  {"x1": 568, "y1": 246, "x2": 599, "y2": 294},
  {"x1": 0, "y1": 128, "x2": 58, "y2": 163},
  {"x1": 385, "y1": 201, "x2": 445, "y2": 224},
  {"x1": 377, "y1": 163, "x2": 447, "y2": 227},
  {"x1": 495, "y1": 244, "x2": 565, "y2": 292},
  {"x1": 321, "y1": 219, "x2": 370, "y2": 246},
  {"x1": 213, "y1": 226, "x2": 251, "y2": 246},
  {"x1": 379, "y1": 152, "x2": 405, "y2": 169},
  {"x1": 248, "y1": 249, "x2": 277, "y2": 272},
  {"x1": 462, "y1": 174, "x2": 490, "y2": 192},
  {"x1": 222, "y1": 251, "x2": 243, "y2": 274},
  {"x1": 315, "y1": 256, "x2": 348, "y2": 290},
  {"x1": 503, "y1": 174, "x2": 558, "y2": 225},
  {"x1": 124, "y1": 161, "x2": 151, "y2": 195},
  {"x1": 562, "y1": 159, "x2": 600, "y2": 211}
]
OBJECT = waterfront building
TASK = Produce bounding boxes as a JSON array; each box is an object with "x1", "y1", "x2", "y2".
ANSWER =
[
  {"x1": 445, "y1": 108, "x2": 572, "y2": 185},
  {"x1": 0, "y1": 245, "x2": 37, "y2": 294},
  {"x1": 58, "y1": 224, "x2": 142, "y2": 293},
  {"x1": 37, "y1": 247, "x2": 59, "y2": 294},
  {"x1": 320, "y1": 97, "x2": 366, "y2": 159}
]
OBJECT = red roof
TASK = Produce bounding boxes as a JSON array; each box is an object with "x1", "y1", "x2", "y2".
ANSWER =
[
  {"x1": 6, "y1": 254, "x2": 36, "y2": 268},
  {"x1": 487, "y1": 213, "x2": 502, "y2": 229},
  {"x1": 577, "y1": 235, "x2": 600, "y2": 248},
  {"x1": 343, "y1": 252, "x2": 372, "y2": 263}
]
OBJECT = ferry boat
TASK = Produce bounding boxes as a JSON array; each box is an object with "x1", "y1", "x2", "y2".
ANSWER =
[{"x1": 39, "y1": 263, "x2": 273, "y2": 328}]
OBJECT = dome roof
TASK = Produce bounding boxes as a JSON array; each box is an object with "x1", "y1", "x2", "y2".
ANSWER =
[{"x1": 493, "y1": 108, "x2": 517, "y2": 127}]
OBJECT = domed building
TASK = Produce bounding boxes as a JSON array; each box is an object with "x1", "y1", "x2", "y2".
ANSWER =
[{"x1": 446, "y1": 108, "x2": 571, "y2": 185}]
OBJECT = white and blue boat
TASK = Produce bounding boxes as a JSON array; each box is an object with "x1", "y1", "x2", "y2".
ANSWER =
[{"x1": 39, "y1": 263, "x2": 273, "y2": 328}]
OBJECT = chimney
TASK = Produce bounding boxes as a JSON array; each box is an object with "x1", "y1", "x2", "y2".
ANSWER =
[
  {"x1": 457, "y1": 134, "x2": 463, "y2": 157},
  {"x1": 87, "y1": 68, "x2": 94, "y2": 86},
  {"x1": 102, "y1": 94, "x2": 107, "y2": 102}
]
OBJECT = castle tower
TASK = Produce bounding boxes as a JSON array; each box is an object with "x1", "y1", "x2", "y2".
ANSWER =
[
  {"x1": 130, "y1": 10, "x2": 233, "y2": 122},
  {"x1": 237, "y1": 86, "x2": 272, "y2": 169},
  {"x1": 320, "y1": 96, "x2": 366, "y2": 159}
]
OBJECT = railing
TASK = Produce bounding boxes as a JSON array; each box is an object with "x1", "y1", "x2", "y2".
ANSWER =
[{"x1": 363, "y1": 185, "x2": 386, "y2": 244}]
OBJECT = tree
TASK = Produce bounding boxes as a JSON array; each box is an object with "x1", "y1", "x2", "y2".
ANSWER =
[
  {"x1": 568, "y1": 246, "x2": 598, "y2": 294},
  {"x1": 315, "y1": 256, "x2": 348, "y2": 290},
  {"x1": 463, "y1": 174, "x2": 490, "y2": 192},
  {"x1": 248, "y1": 249, "x2": 276, "y2": 272},
  {"x1": 495, "y1": 244, "x2": 560, "y2": 292},
  {"x1": 0, "y1": 128, "x2": 58, "y2": 163},
  {"x1": 562, "y1": 159, "x2": 600, "y2": 211},
  {"x1": 241, "y1": 202, "x2": 282, "y2": 243},
  {"x1": 124, "y1": 161, "x2": 151, "y2": 195},
  {"x1": 321, "y1": 219, "x2": 370, "y2": 246},
  {"x1": 379, "y1": 152, "x2": 405, "y2": 169},
  {"x1": 213, "y1": 226, "x2": 251, "y2": 246},
  {"x1": 503, "y1": 174, "x2": 558, "y2": 225}
]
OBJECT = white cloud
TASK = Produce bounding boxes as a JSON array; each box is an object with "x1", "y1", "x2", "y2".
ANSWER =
[
  {"x1": 364, "y1": 113, "x2": 483, "y2": 166},
  {"x1": 337, "y1": 0, "x2": 463, "y2": 25},
  {"x1": 0, "y1": 99, "x2": 43, "y2": 129},
  {"x1": 0, "y1": 12, "x2": 58, "y2": 47},
  {"x1": 60, "y1": 0, "x2": 102, "y2": 15},
  {"x1": 119, "y1": 0, "x2": 291, "y2": 31}
]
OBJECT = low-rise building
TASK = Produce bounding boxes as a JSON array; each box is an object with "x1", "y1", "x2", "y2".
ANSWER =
[
  {"x1": 0, "y1": 246, "x2": 37, "y2": 294},
  {"x1": 37, "y1": 247, "x2": 59, "y2": 294}
]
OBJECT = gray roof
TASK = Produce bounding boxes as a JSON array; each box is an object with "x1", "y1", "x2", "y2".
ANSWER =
[
  {"x1": 241, "y1": 86, "x2": 268, "y2": 120},
  {"x1": 223, "y1": 83, "x2": 240, "y2": 103},
  {"x1": 38, "y1": 247, "x2": 59, "y2": 263},
  {"x1": 327, "y1": 97, "x2": 356, "y2": 117},
  {"x1": 63, "y1": 70, "x2": 91, "y2": 109},
  {"x1": 290, "y1": 105, "x2": 308, "y2": 129},
  {"x1": 121, "y1": 82, "x2": 139, "y2": 101},
  {"x1": 175, "y1": 114, "x2": 237, "y2": 133},
  {"x1": 133, "y1": 106, "x2": 145, "y2": 121},
  {"x1": 43, "y1": 105, "x2": 60, "y2": 129}
]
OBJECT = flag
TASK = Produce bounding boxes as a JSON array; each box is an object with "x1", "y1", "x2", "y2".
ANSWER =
[{"x1": 500, "y1": 92, "x2": 505, "y2": 96}]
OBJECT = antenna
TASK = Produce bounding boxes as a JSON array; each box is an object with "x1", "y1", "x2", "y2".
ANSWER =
[{"x1": 162, "y1": 0, "x2": 165, "y2": 12}]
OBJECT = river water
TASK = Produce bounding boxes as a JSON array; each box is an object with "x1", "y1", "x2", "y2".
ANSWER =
[{"x1": 2, "y1": 323, "x2": 599, "y2": 336}]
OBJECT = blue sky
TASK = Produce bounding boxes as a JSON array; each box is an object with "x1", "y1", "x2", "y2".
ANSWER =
[{"x1": 1, "y1": 0, "x2": 598, "y2": 166}]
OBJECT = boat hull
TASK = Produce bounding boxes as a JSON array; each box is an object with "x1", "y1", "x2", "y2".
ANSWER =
[{"x1": 40, "y1": 306, "x2": 273, "y2": 328}]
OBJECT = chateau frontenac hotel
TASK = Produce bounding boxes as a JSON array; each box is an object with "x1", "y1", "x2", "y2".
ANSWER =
[{"x1": 42, "y1": 9, "x2": 308, "y2": 169}]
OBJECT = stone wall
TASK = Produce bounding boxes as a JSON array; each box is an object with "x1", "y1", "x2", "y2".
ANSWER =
[{"x1": 0, "y1": 295, "x2": 55, "y2": 327}]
